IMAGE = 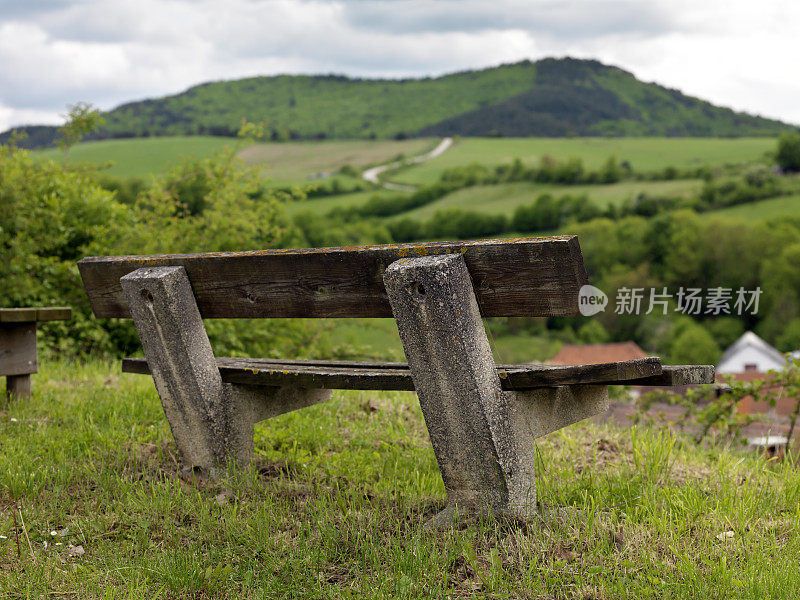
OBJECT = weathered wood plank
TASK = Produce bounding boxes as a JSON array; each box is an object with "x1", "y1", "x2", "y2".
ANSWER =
[
  {"x1": 79, "y1": 237, "x2": 588, "y2": 319},
  {"x1": 620, "y1": 365, "x2": 715, "y2": 387},
  {"x1": 0, "y1": 323, "x2": 38, "y2": 376},
  {"x1": 121, "y1": 356, "x2": 667, "y2": 391},
  {"x1": 0, "y1": 307, "x2": 72, "y2": 323},
  {"x1": 0, "y1": 308, "x2": 37, "y2": 323},
  {"x1": 35, "y1": 307, "x2": 72, "y2": 322},
  {"x1": 497, "y1": 357, "x2": 661, "y2": 388}
]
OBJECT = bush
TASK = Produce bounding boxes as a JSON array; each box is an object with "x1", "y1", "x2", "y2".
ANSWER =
[
  {"x1": 1, "y1": 124, "x2": 304, "y2": 358},
  {"x1": 669, "y1": 322, "x2": 721, "y2": 365},
  {"x1": 777, "y1": 318, "x2": 800, "y2": 352},
  {"x1": 0, "y1": 143, "x2": 134, "y2": 355},
  {"x1": 776, "y1": 132, "x2": 800, "y2": 172},
  {"x1": 425, "y1": 209, "x2": 507, "y2": 239}
]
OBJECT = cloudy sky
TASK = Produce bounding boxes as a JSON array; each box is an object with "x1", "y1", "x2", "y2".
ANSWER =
[{"x1": 1, "y1": 0, "x2": 799, "y2": 131}]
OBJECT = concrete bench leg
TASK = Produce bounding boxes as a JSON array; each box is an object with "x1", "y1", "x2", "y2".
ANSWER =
[
  {"x1": 384, "y1": 254, "x2": 541, "y2": 526},
  {"x1": 121, "y1": 266, "x2": 330, "y2": 477}
]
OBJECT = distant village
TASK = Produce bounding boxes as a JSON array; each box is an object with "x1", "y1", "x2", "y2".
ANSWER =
[{"x1": 551, "y1": 332, "x2": 799, "y2": 453}]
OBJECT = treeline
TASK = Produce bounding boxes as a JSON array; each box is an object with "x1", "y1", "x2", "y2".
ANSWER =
[
  {"x1": 320, "y1": 154, "x2": 734, "y2": 223},
  {"x1": 326, "y1": 155, "x2": 630, "y2": 222},
  {"x1": 307, "y1": 160, "x2": 796, "y2": 245},
  {"x1": 288, "y1": 202, "x2": 800, "y2": 364}
]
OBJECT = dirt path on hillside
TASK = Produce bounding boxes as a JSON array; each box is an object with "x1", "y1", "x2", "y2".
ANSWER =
[{"x1": 362, "y1": 137, "x2": 452, "y2": 191}]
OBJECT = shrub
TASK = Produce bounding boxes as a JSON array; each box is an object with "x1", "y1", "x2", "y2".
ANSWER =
[
  {"x1": 669, "y1": 322, "x2": 721, "y2": 366},
  {"x1": 776, "y1": 131, "x2": 800, "y2": 172}
]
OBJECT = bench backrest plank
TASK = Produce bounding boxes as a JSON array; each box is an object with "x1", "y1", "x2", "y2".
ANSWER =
[
  {"x1": 0, "y1": 307, "x2": 72, "y2": 323},
  {"x1": 79, "y1": 237, "x2": 588, "y2": 319}
]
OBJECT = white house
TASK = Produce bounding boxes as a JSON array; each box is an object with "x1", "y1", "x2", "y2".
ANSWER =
[{"x1": 716, "y1": 331, "x2": 786, "y2": 374}]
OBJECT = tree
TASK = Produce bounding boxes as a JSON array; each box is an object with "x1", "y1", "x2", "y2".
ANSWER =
[
  {"x1": 776, "y1": 131, "x2": 800, "y2": 173},
  {"x1": 777, "y1": 318, "x2": 800, "y2": 352},
  {"x1": 599, "y1": 155, "x2": 623, "y2": 183},
  {"x1": 577, "y1": 320, "x2": 609, "y2": 344},
  {"x1": 669, "y1": 322, "x2": 721, "y2": 365},
  {"x1": 58, "y1": 102, "x2": 105, "y2": 162}
]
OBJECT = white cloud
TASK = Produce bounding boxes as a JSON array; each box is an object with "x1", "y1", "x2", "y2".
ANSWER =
[
  {"x1": 0, "y1": 0, "x2": 798, "y2": 131},
  {"x1": 0, "y1": 104, "x2": 62, "y2": 132}
]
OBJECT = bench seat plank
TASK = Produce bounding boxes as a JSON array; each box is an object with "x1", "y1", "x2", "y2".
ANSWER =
[
  {"x1": 619, "y1": 365, "x2": 715, "y2": 387},
  {"x1": 79, "y1": 237, "x2": 588, "y2": 319},
  {"x1": 119, "y1": 356, "x2": 691, "y2": 391}
]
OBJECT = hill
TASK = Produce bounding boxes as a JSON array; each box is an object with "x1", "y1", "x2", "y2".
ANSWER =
[{"x1": 3, "y1": 57, "x2": 796, "y2": 149}]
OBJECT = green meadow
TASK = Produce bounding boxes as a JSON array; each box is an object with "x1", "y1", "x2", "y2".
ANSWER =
[
  {"x1": 713, "y1": 193, "x2": 800, "y2": 221},
  {"x1": 239, "y1": 138, "x2": 435, "y2": 186},
  {"x1": 34, "y1": 136, "x2": 435, "y2": 183},
  {"x1": 2, "y1": 360, "x2": 799, "y2": 598},
  {"x1": 395, "y1": 179, "x2": 703, "y2": 220},
  {"x1": 390, "y1": 137, "x2": 776, "y2": 186},
  {"x1": 34, "y1": 136, "x2": 235, "y2": 179}
]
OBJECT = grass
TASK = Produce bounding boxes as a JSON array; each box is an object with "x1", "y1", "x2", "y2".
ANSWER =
[
  {"x1": 487, "y1": 331, "x2": 563, "y2": 365},
  {"x1": 284, "y1": 189, "x2": 391, "y2": 218},
  {"x1": 396, "y1": 179, "x2": 702, "y2": 220},
  {"x1": 297, "y1": 318, "x2": 560, "y2": 365},
  {"x1": 2, "y1": 360, "x2": 799, "y2": 598},
  {"x1": 712, "y1": 193, "x2": 800, "y2": 221},
  {"x1": 34, "y1": 136, "x2": 235, "y2": 179},
  {"x1": 33, "y1": 137, "x2": 435, "y2": 184},
  {"x1": 391, "y1": 137, "x2": 777, "y2": 186},
  {"x1": 239, "y1": 139, "x2": 436, "y2": 186}
]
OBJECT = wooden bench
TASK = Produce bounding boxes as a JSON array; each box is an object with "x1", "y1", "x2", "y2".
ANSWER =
[
  {"x1": 1, "y1": 307, "x2": 72, "y2": 400},
  {"x1": 78, "y1": 237, "x2": 713, "y2": 526}
]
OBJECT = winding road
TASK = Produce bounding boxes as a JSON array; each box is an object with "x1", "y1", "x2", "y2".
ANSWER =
[{"x1": 362, "y1": 137, "x2": 453, "y2": 191}]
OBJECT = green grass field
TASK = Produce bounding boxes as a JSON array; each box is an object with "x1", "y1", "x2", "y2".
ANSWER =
[
  {"x1": 284, "y1": 189, "x2": 396, "y2": 217},
  {"x1": 34, "y1": 136, "x2": 235, "y2": 179},
  {"x1": 239, "y1": 138, "x2": 436, "y2": 186},
  {"x1": 396, "y1": 179, "x2": 702, "y2": 220},
  {"x1": 2, "y1": 360, "x2": 799, "y2": 598},
  {"x1": 34, "y1": 137, "x2": 435, "y2": 183},
  {"x1": 293, "y1": 318, "x2": 561, "y2": 365},
  {"x1": 391, "y1": 137, "x2": 777, "y2": 186},
  {"x1": 712, "y1": 193, "x2": 800, "y2": 221}
]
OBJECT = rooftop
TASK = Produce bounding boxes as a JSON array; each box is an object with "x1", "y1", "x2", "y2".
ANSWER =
[{"x1": 550, "y1": 341, "x2": 650, "y2": 365}]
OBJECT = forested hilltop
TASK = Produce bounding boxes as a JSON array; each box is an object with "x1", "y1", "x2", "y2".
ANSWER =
[{"x1": 3, "y1": 58, "x2": 796, "y2": 149}]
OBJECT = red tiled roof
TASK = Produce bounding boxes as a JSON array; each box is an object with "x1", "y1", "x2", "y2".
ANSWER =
[
  {"x1": 718, "y1": 371, "x2": 775, "y2": 383},
  {"x1": 550, "y1": 342, "x2": 650, "y2": 365}
]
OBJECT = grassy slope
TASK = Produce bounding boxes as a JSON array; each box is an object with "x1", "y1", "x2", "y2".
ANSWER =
[
  {"x1": 314, "y1": 317, "x2": 559, "y2": 365},
  {"x1": 94, "y1": 59, "x2": 795, "y2": 140},
  {"x1": 397, "y1": 179, "x2": 702, "y2": 220},
  {"x1": 285, "y1": 190, "x2": 390, "y2": 217},
  {"x1": 392, "y1": 137, "x2": 776, "y2": 186},
  {"x1": 8, "y1": 58, "x2": 794, "y2": 149},
  {"x1": 240, "y1": 138, "x2": 435, "y2": 186},
  {"x1": 34, "y1": 136, "x2": 234, "y2": 179},
  {"x1": 32, "y1": 137, "x2": 434, "y2": 183},
  {"x1": 2, "y1": 360, "x2": 799, "y2": 597},
  {"x1": 712, "y1": 193, "x2": 800, "y2": 220},
  {"x1": 103, "y1": 62, "x2": 541, "y2": 140}
]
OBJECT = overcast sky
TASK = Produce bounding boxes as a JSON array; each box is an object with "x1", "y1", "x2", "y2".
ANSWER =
[{"x1": 1, "y1": 0, "x2": 799, "y2": 132}]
